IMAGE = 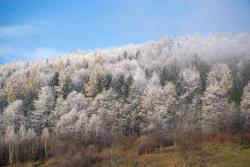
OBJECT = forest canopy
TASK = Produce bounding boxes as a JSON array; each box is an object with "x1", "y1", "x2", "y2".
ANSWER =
[{"x1": 0, "y1": 32, "x2": 250, "y2": 166}]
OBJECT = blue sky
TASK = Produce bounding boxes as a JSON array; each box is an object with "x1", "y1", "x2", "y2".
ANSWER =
[{"x1": 0, "y1": 0, "x2": 250, "y2": 64}]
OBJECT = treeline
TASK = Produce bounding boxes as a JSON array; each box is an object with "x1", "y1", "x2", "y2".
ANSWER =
[{"x1": 0, "y1": 33, "x2": 250, "y2": 166}]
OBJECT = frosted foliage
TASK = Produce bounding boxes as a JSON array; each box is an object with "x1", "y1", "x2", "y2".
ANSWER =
[
  {"x1": 202, "y1": 81, "x2": 226, "y2": 132},
  {"x1": 50, "y1": 97, "x2": 65, "y2": 125},
  {"x1": 84, "y1": 65, "x2": 104, "y2": 97},
  {"x1": 56, "y1": 108, "x2": 78, "y2": 136},
  {"x1": 148, "y1": 72, "x2": 160, "y2": 86},
  {"x1": 154, "y1": 83, "x2": 176, "y2": 120},
  {"x1": 60, "y1": 91, "x2": 87, "y2": 112},
  {"x1": 180, "y1": 66, "x2": 200, "y2": 96},
  {"x1": 19, "y1": 125, "x2": 26, "y2": 140},
  {"x1": 75, "y1": 111, "x2": 88, "y2": 137},
  {"x1": 4, "y1": 126, "x2": 17, "y2": 144},
  {"x1": 35, "y1": 86, "x2": 55, "y2": 113},
  {"x1": 0, "y1": 33, "x2": 249, "y2": 82},
  {"x1": 56, "y1": 107, "x2": 103, "y2": 141},
  {"x1": 51, "y1": 91, "x2": 87, "y2": 127},
  {"x1": 72, "y1": 69, "x2": 88, "y2": 91},
  {"x1": 207, "y1": 64, "x2": 232, "y2": 95},
  {"x1": 218, "y1": 64, "x2": 233, "y2": 95},
  {"x1": 142, "y1": 81, "x2": 176, "y2": 131},
  {"x1": 241, "y1": 82, "x2": 250, "y2": 130},
  {"x1": 31, "y1": 86, "x2": 56, "y2": 132},
  {"x1": 66, "y1": 91, "x2": 88, "y2": 111},
  {"x1": 0, "y1": 33, "x2": 249, "y2": 162},
  {"x1": 37, "y1": 71, "x2": 55, "y2": 87},
  {"x1": 87, "y1": 114, "x2": 102, "y2": 138},
  {"x1": 3, "y1": 100, "x2": 24, "y2": 130}
]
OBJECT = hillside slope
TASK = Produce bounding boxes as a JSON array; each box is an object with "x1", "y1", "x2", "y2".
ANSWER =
[{"x1": 0, "y1": 33, "x2": 250, "y2": 166}]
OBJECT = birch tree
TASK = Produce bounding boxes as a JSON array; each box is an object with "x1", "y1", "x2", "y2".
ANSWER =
[
  {"x1": 4, "y1": 126, "x2": 17, "y2": 166},
  {"x1": 41, "y1": 128, "x2": 50, "y2": 158}
]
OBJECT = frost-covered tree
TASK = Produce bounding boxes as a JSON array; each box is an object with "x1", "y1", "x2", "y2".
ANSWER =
[
  {"x1": 202, "y1": 82, "x2": 226, "y2": 133},
  {"x1": 141, "y1": 73, "x2": 177, "y2": 144},
  {"x1": 177, "y1": 66, "x2": 201, "y2": 128},
  {"x1": 4, "y1": 126, "x2": 17, "y2": 166},
  {"x1": 75, "y1": 110, "x2": 102, "y2": 144},
  {"x1": 26, "y1": 128, "x2": 37, "y2": 161},
  {"x1": 50, "y1": 91, "x2": 87, "y2": 128},
  {"x1": 6, "y1": 79, "x2": 16, "y2": 103},
  {"x1": 89, "y1": 89, "x2": 124, "y2": 145},
  {"x1": 18, "y1": 125, "x2": 27, "y2": 161},
  {"x1": 71, "y1": 69, "x2": 89, "y2": 92},
  {"x1": 75, "y1": 111, "x2": 89, "y2": 141},
  {"x1": 84, "y1": 65, "x2": 104, "y2": 97},
  {"x1": 3, "y1": 100, "x2": 24, "y2": 131},
  {"x1": 179, "y1": 66, "x2": 200, "y2": 99},
  {"x1": 86, "y1": 113, "x2": 103, "y2": 144},
  {"x1": 241, "y1": 82, "x2": 250, "y2": 131},
  {"x1": 125, "y1": 68, "x2": 147, "y2": 134},
  {"x1": 218, "y1": 64, "x2": 233, "y2": 95},
  {"x1": 191, "y1": 55, "x2": 210, "y2": 95},
  {"x1": 31, "y1": 86, "x2": 56, "y2": 133},
  {"x1": 55, "y1": 108, "x2": 78, "y2": 138},
  {"x1": 17, "y1": 126, "x2": 37, "y2": 162},
  {"x1": 202, "y1": 64, "x2": 233, "y2": 133}
]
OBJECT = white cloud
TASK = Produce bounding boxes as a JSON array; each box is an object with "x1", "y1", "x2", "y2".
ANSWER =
[
  {"x1": 0, "y1": 43, "x2": 63, "y2": 63},
  {"x1": 0, "y1": 24, "x2": 39, "y2": 38},
  {"x1": 0, "y1": 43, "x2": 23, "y2": 56},
  {"x1": 27, "y1": 47, "x2": 63, "y2": 60}
]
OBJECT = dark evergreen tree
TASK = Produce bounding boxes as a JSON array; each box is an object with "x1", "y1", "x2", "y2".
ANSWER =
[
  {"x1": 48, "y1": 72, "x2": 59, "y2": 87},
  {"x1": 160, "y1": 67, "x2": 167, "y2": 87},
  {"x1": 191, "y1": 55, "x2": 210, "y2": 95},
  {"x1": 111, "y1": 74, "x2": 125, "y2": 99},
  {"x1": 62, "y1": 76, "x2": 73, "y2": 99},
  {"x1": 102, "y1": 74, "x2": 112, "y2": 90},
  {"x1": 135, "y1": 50, "x2": 141, "y2": 59},
  {"x1": 23, "y1": 88, "x2": 38, "y2": 116},
  {"x1": 123, "y1": 74, "x2": 133, "y2": 102},
  {"x1": 229, "y1": 58, "x2": 250, "y2": 105},
  {"x1": 229, "y1": 73, "x2": 244, "y2": 104},
  {"x1": 111, "y1": 74, "x2": 133, "y2": 102},
  {"x1": 144, "y1": 68, "x2": 153, "y2": 80},
  {"x1": 0, "y1": 90, "x2": 7, "y2": 113},
  {"x1": 160, "y1": 64, "x2": 180, "y2": 88}
]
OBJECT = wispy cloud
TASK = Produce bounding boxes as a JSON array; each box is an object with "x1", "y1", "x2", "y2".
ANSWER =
[
  {"x1": 0, "y1": 43, "x2": 63, "y2": 64},
  {"x1": 0, "y1": 24, "x2": 40, "y2": 38},
  {"x1": 0, "y1": 43, "x2": 23, "y2": 56},
  {"x1": 0, "y1": 22, "x2": 63, "y2": 63},
  {"x1": 28, "y1": 47, "x2": 63, "y2": 60}
]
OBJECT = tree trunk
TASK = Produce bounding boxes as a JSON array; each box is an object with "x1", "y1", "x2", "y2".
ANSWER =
[
  {"x1": 44, "y1": 138, "x2": 47, "y2": 158},
  {"x1": 9, "y1": 141, "x2": 13, "y2": 166}
]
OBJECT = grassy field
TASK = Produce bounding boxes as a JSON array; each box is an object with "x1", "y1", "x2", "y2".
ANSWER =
[{"x1": 5, "y1": 143, "x2": 250, "y2": 167}]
